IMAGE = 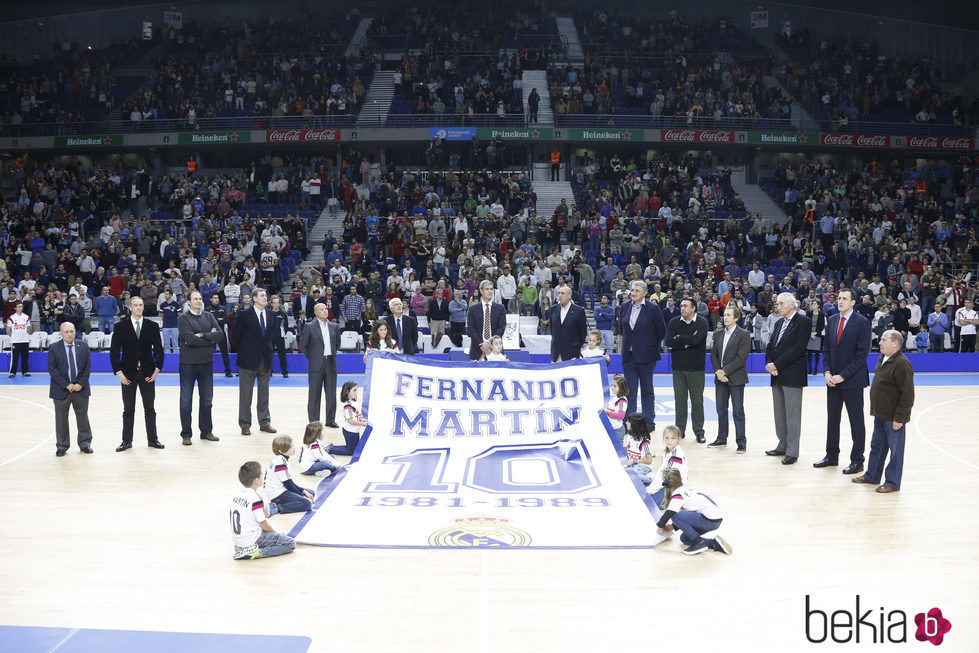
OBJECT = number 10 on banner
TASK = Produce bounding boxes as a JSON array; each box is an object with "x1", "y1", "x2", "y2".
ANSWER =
[{"x1": 364, "y1": 440, "x2": 601, "y2": 494}]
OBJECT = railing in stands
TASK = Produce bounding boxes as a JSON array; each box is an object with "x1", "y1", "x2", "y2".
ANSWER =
[{"x1": 0, "y1": 115, "x2": 357, "y2": 138}]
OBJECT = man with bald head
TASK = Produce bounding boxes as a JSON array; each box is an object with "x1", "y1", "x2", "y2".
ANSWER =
[
  {"x1": 764, "y1": 292, "x2": 811, "y2": 465},
  {"x1": 299, "y1": 302, "x2": 341, "y2": 427},
  {"x1": 48, "y1": 322, "x2": 93, "y2": 456}
]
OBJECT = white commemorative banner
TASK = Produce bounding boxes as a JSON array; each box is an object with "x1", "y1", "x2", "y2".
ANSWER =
[{"x1": 290, "y1": 354, "x2": 662, "y2": 548}]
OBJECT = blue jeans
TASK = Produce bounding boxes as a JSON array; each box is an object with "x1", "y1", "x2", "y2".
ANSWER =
[
  {"x1": 671, "y1": 511, "x2": 723, "y2": 546},
  {"x1": 98, "y1": 317, "x2": 114, "y2": 333},
  {"x1": 623, "y1": 358, "x2": 657, "y2": 429},
  {"x1": 929, "y1": 333, "x2": 945, "y2": 352},
  {"x1": 630, "y1": 463, "x2": 654, "y2": 485},
  {"x1": 864, "y1": 417, "x2": 905, "y2": 490},
  {"x1": 163, "y1": 327, "x2": 180, "y2": 353},
  {"x1": 714, "y1": 382, "x2": 746, "y2": 446},
  {"x1": 179, "y1": 362, "x2": 213, "y2": 438},
  {"x1": 301, "y1": 460, "x2": 338, "y2": 476},
  {"x1": 579, "y1": 285, "x2": 595, "y2": 309},
  {"x1": 599, "y1": 329, "x2": 614, "y2": 352},
  {"x1": 255, "y1": 531, "x2": 296, "y2": 559},
  {"x1": 272, "y1": 490, "x2": 312, "y2": 514},
  {"x1": 331, "y1": 429, "x2": 361, "y2": 456}
]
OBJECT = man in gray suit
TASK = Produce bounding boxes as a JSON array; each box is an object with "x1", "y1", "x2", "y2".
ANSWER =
[
  {"x1": 708, "y1": 304, "x2": 751, "y2": 453},
  {"x1": 298, "y1": 303, "x2": 341, "y2": 428},
  {"x1": 48, "y1": 322, "x2": 93, "y2": 456}
]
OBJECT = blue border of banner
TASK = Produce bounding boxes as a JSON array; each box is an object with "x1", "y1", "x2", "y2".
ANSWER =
[{"x1": 289, "y1": 353, "x2": 662, "y2": 547}]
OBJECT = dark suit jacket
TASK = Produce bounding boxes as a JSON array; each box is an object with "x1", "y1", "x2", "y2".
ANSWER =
[
  {"x1": 48, "y1": 338, "x2": 91, "y2": 400},
  {"x1": 549, "y1": 302, "x2": 588, "y2": 361},
  {"x1": 298, "y1": 319, "x2": 340, "y2": 374},
  {"x1": 466, "y1": 301, "x2": 506, "y2": 360},
  {"x1": 619, "y1": 299, "x2": 667, "y2": 365},
  {"x1": 231, "y1": 306, "x2": 275, "y2": 370},
  {"x1": 822, "y1": 311, "x2": 871, "y2": 389},
  {"x1": 766, "y1": 311, "x2": 810, "y2": 387},
  {"x1": 427, "y1": 297, "x2": 451, "y2": 321},
  {"x1": 384, "y1": 313, "x2": 419, "y2": 355},
  {"x1": 109, "y1": 317, "x2": 165, "y2": 378},
  {"x1": 292, "y1": 294, "x2": 313, "y2": 319},
  {"x1": 710, "y1": 325, "x2": 751, "y2": 386}
]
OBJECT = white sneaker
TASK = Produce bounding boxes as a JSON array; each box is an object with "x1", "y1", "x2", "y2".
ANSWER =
[{"x1": 314, "y1": 469, "x2": 333, "y2": 477}]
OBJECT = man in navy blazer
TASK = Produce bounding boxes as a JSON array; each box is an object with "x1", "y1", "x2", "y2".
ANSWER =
[
  {"x1": 765, "y1": 293, "x2": 811, "y2": 465},
  {"x1": 384, "y1": 297, "x2": 420, "y2": 355},
  {"x1": 619, "y1": 281, "x2": 667, "y2": 429},
  {"x1": 231, "y1": 287, "x2": 276, "y2": 435},
  {"x1": 816, "y1": 288, "x2": 872, "y2": 474},
  {"x1": 466, "y1": 280, "x2": 506, "y2": 360},
  {"x1": 549, "y1": 286, "x2": 587, "y2": 361},
  {"x1": 48, "y1": 322, "x2": 93, "y2": 456}
]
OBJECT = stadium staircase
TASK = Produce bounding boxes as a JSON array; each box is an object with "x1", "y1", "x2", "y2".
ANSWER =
[
  {"x1": 555, "y1": 16, "x2": 584, "y2": 63},
  {"x1": 730, "y1": 167, "x2": 789, "y2": 227},
  {"x1": 531, "y1": 177, "x2": 576, "y2": 223},
  {"x1": 522, "y1": 70, "x2": 554, "y2": 125},
  {"x1": 357, "y1": 71, "x2": 395, "y2": 127},
  {"x1": 281, "y1": 207, "x2": 348, "y2": 310},
  {"x1": 345, "y1": 17, "x2": 373, "y2": 58}
]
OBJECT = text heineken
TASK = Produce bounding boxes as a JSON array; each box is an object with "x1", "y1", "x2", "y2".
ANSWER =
[
  {"x1": 477, "y1": 127, "x2": 553, "y2": 140},
  {"x1": 747, "y1": 132, "x2": 816, "y2": 145},
  {"x1": 177, "y1": 131, "x2": 250, "y2": 144},
  {"x1": 55, "y1": 135, "x2": 123, "y2": 147},
  {"x1": 569, "y1": 128, "x2": 643, "y2": 141}
]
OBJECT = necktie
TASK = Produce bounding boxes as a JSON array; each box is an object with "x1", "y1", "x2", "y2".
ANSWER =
[
  {"x1": 396, "y1": 318, "x2": 403, "y2": 345},
  {"x1": 483, "y1": 304, "x2": 491, "y2": 340},
  {"x1": 67, "y1": 343, "x2": 76, "y2": 383},
  {"x1": 135, "y1": 320, "x2": 141, "y2": 338},
  {"x1": 775, "y1": 319, "x2": 786, "y2": 346},
  {"x1": 836, "y1": 315, "x2": 846, "y2": 345},
  {"x1": 259, "y1": 311, "x2": 266, "y2": 336}
]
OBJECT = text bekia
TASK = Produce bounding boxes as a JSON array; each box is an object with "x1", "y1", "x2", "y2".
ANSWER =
[{"x1": 805, "y1": 595, "x2": 906, "y2": 644}]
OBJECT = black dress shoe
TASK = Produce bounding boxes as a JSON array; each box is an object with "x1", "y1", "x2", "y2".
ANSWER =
[
  {"x1": 707, "y1": 439, "x2": 727, "y2": 448},
  {"x1": 765, "y1": 449, "x2": 786, "y2": 456},
  {"x1": 116, "y1": 442, "x2": 133, "y2": 452},
  {"x1": 842, "y1": 462, "x2": 864, "y2": 475},
  {"x1": 148, "y1": 441, "x2": 166, "y2": 449},
  {"x1": 56, "y1": 450, "x2": 67, "y2": 457},
  {"x1": 696, "y1": 435, "x2": 706, "y2": 444},
  {"x1": 80, "y1": 446, "x2": 94, "y2": 454},
  {"x1": 225, "y1": 371, "x2": 233, "y2": 377},
  {"x1": 813, "y1": 456, "x2": 839, "y2": 468},
  {"x1": 324, "y1": 422, "x2": 340, "y2": 428},
  {"x1": 282, "y1": 372, "x2": 289, "y2": 378},
  {"x1": 782, "y1": 456, "x2": 798, "y2": 465}
]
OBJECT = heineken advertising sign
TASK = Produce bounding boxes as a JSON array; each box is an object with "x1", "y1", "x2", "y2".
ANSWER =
[
  {"x1": 744, "y1": 131, "x2": 817, "y2": 145},
  {"x1": 568, "y1": 128, "x2": 644, "y2": 141},
  {"x1": 54, "y1": 135, "x2": 124, "y2": 147},
  {"x1": 477, "y1": 127, "x2": 553, "y2": 140},
  {"x1": 177, "y1": 131, "x2": 251, "y2": 144}
]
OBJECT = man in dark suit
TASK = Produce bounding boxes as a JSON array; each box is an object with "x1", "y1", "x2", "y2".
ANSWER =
[
  {"x1": 466, "y1": 279, "x2": 506, "y2": 360},
  {"x1": 816, "y1": 288, "x2": 871, "y2": 474},
  {"x1": 231, "y1": 287, "x2": 276, "y2": 435},
  {"x1": 765, "y1": 293, "x2": 811, "y2": 465},
  {"x1": 549, "y1": 286, "x2": 587, "y2": 362},
  {"x1": 299, "y1": 303, "x2": 341, "y2": 427},
  {"x1": 109, "y1": 296, "x2": 165, "y2": 451},
  {"x1": 384, "y1": 297, "x2": 419, "y2": 355},
  {"x1": 292, "y1": 285, "x2": 314, "y2": 321},
  {"x1": 178, "y1": 290, "x2": 224, "y2": 445},
  {"x1": 709, "y1": 303, "x2": 751, "y2": 452},
  {"x1": 619, "y1": 280, "x2": 667, "y2": 429},
  {"x1": 48, "y1": 322, "x2": 93, "y2": 456},
  {"x1": 427, "y1": 291, "x2": 451, "y2": 349}
]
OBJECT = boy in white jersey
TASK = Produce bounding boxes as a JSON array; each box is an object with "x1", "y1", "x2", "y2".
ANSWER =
[
  {"x1": 230, "y1": 461, "x2": 296, "y2": 560},
  {"x1": 7, "y1": 301, "x2": 32, "y2": 377}
]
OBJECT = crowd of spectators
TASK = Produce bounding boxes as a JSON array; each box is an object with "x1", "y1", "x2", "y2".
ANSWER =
[{"x1": 773, "y1": 33, "x2": 978, "y2": 128}]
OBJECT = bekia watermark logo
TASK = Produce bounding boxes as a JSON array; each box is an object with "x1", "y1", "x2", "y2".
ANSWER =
[{"x1": 806, "y1": 596, "x2": 952, "y2": 645}]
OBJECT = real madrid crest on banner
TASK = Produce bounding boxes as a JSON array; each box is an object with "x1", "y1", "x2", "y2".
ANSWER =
[{"x1": 429, "y1": 516, "x2": 532, "y2": 547}]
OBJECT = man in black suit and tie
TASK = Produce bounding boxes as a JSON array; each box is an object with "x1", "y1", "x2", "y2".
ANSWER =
[
  {"x1": 765, "y1": 292, "x2": 811, "y2": 465},
  {"x1": 384, "y1": 298, "x2": 419, "y2": 355},
  {"x1": 299, "y1": 303, "x2": 341, "y2": 427},
  {"x1": 815, "y1": 288, "x2": 872, "y2": 474},
  {"x1": 619, "y1": 280, "x2": 667, "y2": 430},
  {"x1": 231, "y1": 287, "x2": 277, "y2": 436},
  {"x1": 48, "y1": 322, "x2": 93, "y2": 456},
  {"x1": 549, "y1": 286, "x2": 587, "y2": 362},
  {"x1": 466, "y1": 280, "x2": 506, "y2": 360},
  {"x1": 709, "y1": 303, "x2": 751, "y2": 453},
  {"x1": 109, "y1": 296, "x2": 165, "y2": 451}
]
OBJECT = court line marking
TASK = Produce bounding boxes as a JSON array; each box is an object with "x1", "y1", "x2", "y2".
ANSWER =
[
  {"x1": 47, "y1": 627, "x2": 79, "y2": 653},
  {"x1": 478, "y1": 551, "x2": 489, "y2": 653},
  {"x1": 0, "y1": 396, "x2": 56, "y2": 468},
  {"x1": 911, "y1": 395, "x2": 979, "y2": 471}
]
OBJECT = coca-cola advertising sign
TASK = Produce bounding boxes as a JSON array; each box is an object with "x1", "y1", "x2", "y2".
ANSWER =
[
  {"x1": 266, "y1": 129, "x2": 340, "y2": 143},
  {"x1": 906, "y1": 136, "x2": 974, "y2": 150},
  {"x1": 819, "y1": 133, "x2": 890, "y2": 147},
  {"x1": 660, "y1": 129, "x2": 734, "y2": 143}
]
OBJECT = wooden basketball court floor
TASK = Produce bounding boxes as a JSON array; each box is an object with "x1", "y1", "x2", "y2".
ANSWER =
[{"x1": 1, "y1": 373, "x2": 977, "y2": 652}]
